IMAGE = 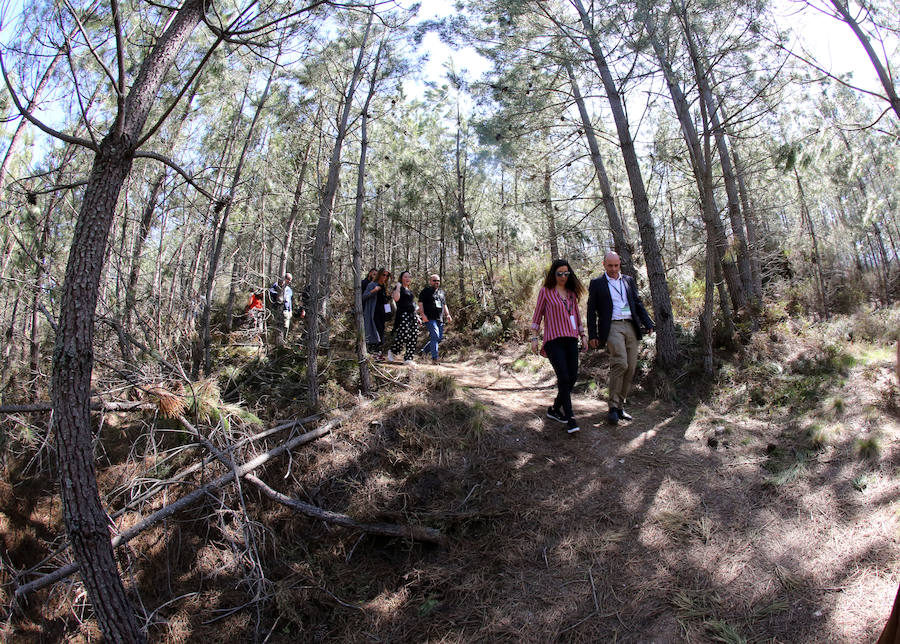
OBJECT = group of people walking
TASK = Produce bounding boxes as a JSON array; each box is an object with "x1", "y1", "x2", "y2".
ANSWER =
[
  {"x1": 255, "y1": 253, "x2": 654, "y2": 437},
  {"x1": 245, "y1": 268, "x2": 453, "y2": 364},
  {"x1": 530, "y1": 252, "x2": 655, "y2": 435},
  {"x1": 362, "y1": 268, "x2": 453, "y2": 364}
]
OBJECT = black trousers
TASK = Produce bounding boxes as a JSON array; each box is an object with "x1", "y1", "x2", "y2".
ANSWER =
[{"x1": 544, "y1": 336, "x2": 579, "y2": 420}]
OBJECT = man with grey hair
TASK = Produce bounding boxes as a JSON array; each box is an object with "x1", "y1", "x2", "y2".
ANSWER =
[
  {"x1": 418, "y1": 274, "x2": 453, "y2": 364},
  {"x1": 586, "y1": 252, "x2": 655, "y2": 425},
  {"x1": 268, "y1": 272, "x2": 293, "y2": 346}
]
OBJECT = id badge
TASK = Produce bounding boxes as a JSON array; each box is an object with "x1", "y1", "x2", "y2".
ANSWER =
[
  {"x1": 621, "y1": 305, "x2": 631, "y2": 317},
  {"x1": 384, "y1": 303, "x2": 391, "y2": 313},
  {"x1": 569, "y1": 314, "x2": 577, "y2": 331}
]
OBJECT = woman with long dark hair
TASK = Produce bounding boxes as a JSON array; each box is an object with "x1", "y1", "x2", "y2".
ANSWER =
[
  {"x1": 362, "y1": 268, "x2": 388, "y2": 354},
  {"x1": 530, "y1": 258, "x2": 586, "y2": 434},
  {"x1": 387, "y1": 270, "x2": 419, "y2": 364},
  {"x1": 373, "y1": 268, "x2": 391, "y2": 357}
]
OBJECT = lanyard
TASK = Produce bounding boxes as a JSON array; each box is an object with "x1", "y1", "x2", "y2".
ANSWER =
[
  {"x1": 556, "y1": 289, "x2": 572, "y2": 314},
  {"x1": 610, "y1": 278, "x2": 626, "y2": 301}
]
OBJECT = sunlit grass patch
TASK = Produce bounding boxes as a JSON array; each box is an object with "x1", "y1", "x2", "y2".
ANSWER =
[
  {"x1": 805, "y1": 423, "x2": 831, "y2": 450},
  {"x1": 423, "y1": 371, "x2": 457, "y2": 396},
  {"x1": 183, "y1": 379, "x2": 262, "y2": 432},
  {"x1": 763, "y1": 448, "x2": 807, "y2": 488},
  {"x1": 652, "y1": 510, "x2": 712, "y2": 543},
  {"x1": 510, "y1": 354, "x2": 543, "y2": 373},
  {"x1": 852, "y1": 473, "x2": 874, "y2": 492},
  {"x1": 852, "y1": 345, "x2": 894, "y2": 365},
  {"x1": 855, "y1": 436, "x2": 882, "y2": 461}
]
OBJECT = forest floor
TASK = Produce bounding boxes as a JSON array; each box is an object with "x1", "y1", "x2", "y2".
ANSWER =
[{"x1": 2, "y1": 314, "x2": 900, "y2": 643}]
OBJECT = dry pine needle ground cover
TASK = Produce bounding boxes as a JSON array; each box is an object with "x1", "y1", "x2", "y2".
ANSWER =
[{"x1": 2, "y1": 312, "x2": 899, "y2": 643}]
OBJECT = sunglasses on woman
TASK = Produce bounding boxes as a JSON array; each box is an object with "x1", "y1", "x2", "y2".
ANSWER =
[{"x1": 556, "y1": 271, "x2": 571, "y2": 277}]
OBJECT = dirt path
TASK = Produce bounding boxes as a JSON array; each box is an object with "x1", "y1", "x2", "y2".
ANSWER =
[
  {"x1": 413, "y1": 347, "x2": 900, "y2": 643},
  {"x1": 5, "y1": 344, "x2": 898, "y2": 643}
]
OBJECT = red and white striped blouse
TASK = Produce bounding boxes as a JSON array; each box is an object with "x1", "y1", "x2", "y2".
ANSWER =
[{"x1": 531, "y1": 287, "x2": 584, "y2": 343}]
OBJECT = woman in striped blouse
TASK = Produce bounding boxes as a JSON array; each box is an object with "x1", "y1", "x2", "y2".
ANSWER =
[{"x1": 530, "y1": 259, "x2": 587, "y2": 434}]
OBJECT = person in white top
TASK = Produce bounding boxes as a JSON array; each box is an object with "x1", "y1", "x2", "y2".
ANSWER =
[{"x1": 586, "y1": 252, "x2": 655, "y2": 425}]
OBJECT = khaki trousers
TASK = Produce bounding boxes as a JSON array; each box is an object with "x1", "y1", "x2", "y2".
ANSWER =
[{"x1": 607, "y1": 319, "x2": 638, "y2": 408}]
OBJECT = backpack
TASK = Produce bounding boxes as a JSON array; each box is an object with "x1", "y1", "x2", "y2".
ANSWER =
[{"x1": 267, "y1": 283, "x2": 284, "y2": 310}]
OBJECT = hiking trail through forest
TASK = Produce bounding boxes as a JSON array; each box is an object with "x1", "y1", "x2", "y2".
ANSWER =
[
  {"x1": 3, "y1": 340, "x2": 898, "y2": 643},
  {"x1": 366, "y1": 343, "x2": 900, "y2": 643}
]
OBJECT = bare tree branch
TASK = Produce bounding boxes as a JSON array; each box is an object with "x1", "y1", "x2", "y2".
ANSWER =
[
  {"x1": 13, "y1": 418, "x2": 341, "y2": 599},
  {"x1": 132, "y1": 150, "x2": 218, "y2": 201},
  {"x1": 0, "y1": 51, "x2": 97, "y2": 150}
]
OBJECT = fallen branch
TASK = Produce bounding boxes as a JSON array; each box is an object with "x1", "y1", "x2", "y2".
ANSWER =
[
  {"x1": 13, "y1": 419, "x2": 338, "y2": 599},
  {"x1": 247, "y1": 474, "x2": 447, "y2": 546},
  {"x1": 0, "y1": 401, "x2": 158, "y2": 414},
  {"x1": 177, "y1": 415, "x2": 447, "y2": 546},
  {"x1": 18, "y1": 414, "x2": 323, "y2": 586},
  {"x1": 375, "y1": 509, "x2": 504, "y2": 522}
]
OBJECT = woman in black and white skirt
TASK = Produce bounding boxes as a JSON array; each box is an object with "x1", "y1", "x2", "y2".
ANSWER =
[{"x1": 387, "y1": 270, "x2": 420, "y2": 364}]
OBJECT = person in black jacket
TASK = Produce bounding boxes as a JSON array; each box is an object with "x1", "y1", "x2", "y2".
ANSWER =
[{"x1": 586, "y1": 252, "x2": 655, "y2": 425}]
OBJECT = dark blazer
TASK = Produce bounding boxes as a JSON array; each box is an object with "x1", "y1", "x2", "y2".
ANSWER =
[{"x1": 586, "y1": 274, "x2": 655, "y2": 345}]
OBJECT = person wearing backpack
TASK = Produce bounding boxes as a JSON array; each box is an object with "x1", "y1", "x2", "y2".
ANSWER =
[{"x1": 268, "y1": 272, "x2": 293, "y2": 346}]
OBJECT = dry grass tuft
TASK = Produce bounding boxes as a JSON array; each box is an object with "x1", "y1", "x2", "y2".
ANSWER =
[
  {"x1": 805, "y1": 423, "x2": 831, "y2": 449},
  {"x1": 855, "y1": 436, "x2": 882, "y2": 460},
  {"x1": 147, "y1": 382, "x2": 186, "y2": 418},
  {"x1": 672, "y1": 587, "x2": 722, "y2": 620},
  {"x1": 774, "y1": 564, "x2": 804, "y2": 590},
  {"x1": 422, "y1": 370, "x2": 458, "y2": 397}
]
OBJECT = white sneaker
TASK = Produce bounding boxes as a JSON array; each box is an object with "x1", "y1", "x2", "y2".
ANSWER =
[{"x1": 387, "y1": 350, "x2": 396, "y2": 362}]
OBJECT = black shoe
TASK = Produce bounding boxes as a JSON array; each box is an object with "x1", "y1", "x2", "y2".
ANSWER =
[
  {"x1": 607, "y1": 409, "x2": 619, "y2": 426},
  {"x1": 547, "y1": 406, "x2": 566, "y2": 423},
  {"x1": 617, "y1": 408, "x2": 633, "y2": 421},
  {"x1": 567, "y1": 419, "x2": 580, "y2": 434}
]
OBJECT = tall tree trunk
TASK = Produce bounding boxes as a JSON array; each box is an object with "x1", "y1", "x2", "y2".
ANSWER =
[
  {"x1": 224, "y1": 242, "x2": 242, "y2": 333},
  {"x1": 568, "y1": 0, "x2": 678, "y2": 365},
  {"x1": 124, "y1": 171, "x2": 165, "y2": 333},
  {"x1": 701, "y1": 233, "x2": 715, "y2": 376},
  {"x1": 353, "y1": 38, "x2": 383, "y2": 396},
  {"x1": 29, "y1": 200, "x2": 54, "y2": 387},
  {"x1": 564, "y1": 60, "x2": 634, "y2": 276},
  {"x1": 200, "y1": 51, "x2": 280, "y2": 375},
  {"x1": 307, "y1": 11, "x2": 373, "y2": 408},
  {"x1": 48, "y1": 2, "x2": 211, "y2": 640},
  {"x1": 793, "y1": 167, "x2": 828, "y2": 317},
  {"x1": 680, "y1": 17, "x2": 754, "y2": 304},
  {"x1": 2, "y1": 296, "x2": 20, "y2": 389},
  {"x1": 278, "y1": 119, "x2": 316, "y2": 278},
  {"x1": 544, "y1": 165, "x2": 559, "y2": 259},
  {"x1": 645, "y1": 23, "x2": 744, "y2": 317},
  {"x1": 873, "y1": 223, "x2": 890, "y2": 302},
  {"x1": 731, "y1": 145, "x2": 763, "y2": 299},
  {"x1": 455, "y1": 110, "x2": 468, "y2": 315}
]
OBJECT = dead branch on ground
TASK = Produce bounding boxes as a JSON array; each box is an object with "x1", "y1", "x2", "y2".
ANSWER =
[
  {"x1": 177, "y1": 415, "x2": 448, "y2": 546},
  {"x1": 12, "y1": 418, "x2": 338, "y2": 600}
]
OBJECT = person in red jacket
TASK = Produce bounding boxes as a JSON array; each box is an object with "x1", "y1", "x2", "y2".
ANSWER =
[{"x1": 244, "y1": 291, "x2": 264, "y2": 332}]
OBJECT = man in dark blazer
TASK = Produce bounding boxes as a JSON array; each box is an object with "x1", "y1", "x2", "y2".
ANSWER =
[{"x1": 586, "y1": 252, "x2": 655, "y2": 425}]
